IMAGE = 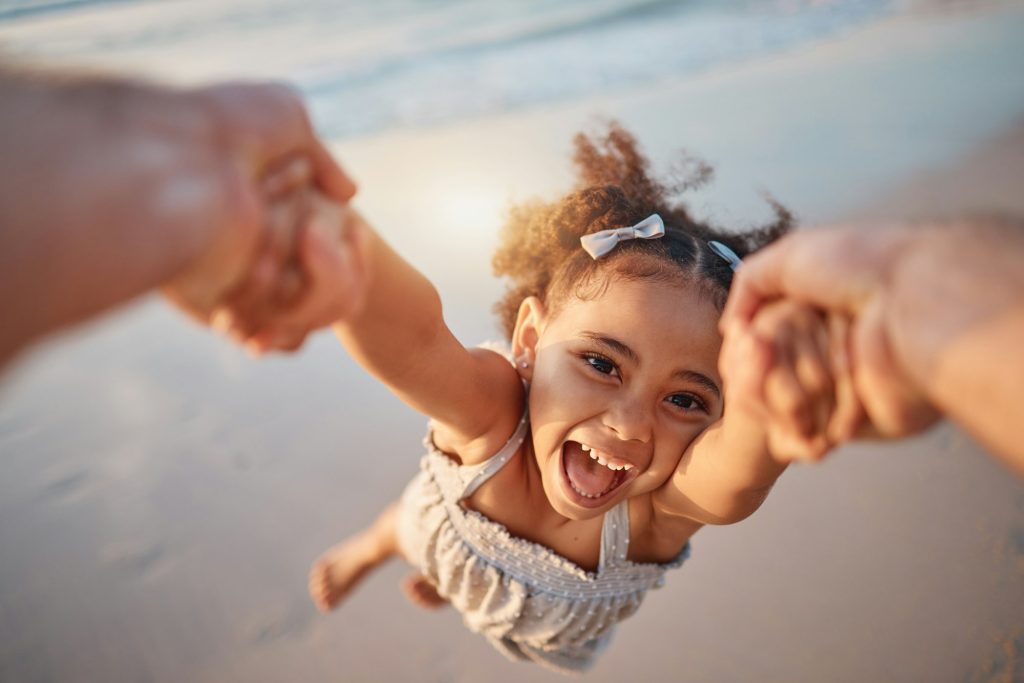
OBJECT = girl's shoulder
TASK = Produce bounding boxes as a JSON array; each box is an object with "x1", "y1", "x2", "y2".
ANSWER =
[{"x1": 430, "y1": 343, "x2": 526, "y2": 466}]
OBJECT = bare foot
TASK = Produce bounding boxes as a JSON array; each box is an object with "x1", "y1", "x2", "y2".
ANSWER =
[
  {"x1": 400, "y1": 573, "x2": 447, "y2": 610},
  {"x1": 309, "y1": 532, "x2": 391, "y2": 612}
]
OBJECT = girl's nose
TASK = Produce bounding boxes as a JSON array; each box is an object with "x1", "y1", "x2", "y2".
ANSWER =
[{"x1": 602, "y1": 395, "x2": 653, "y2": 443}]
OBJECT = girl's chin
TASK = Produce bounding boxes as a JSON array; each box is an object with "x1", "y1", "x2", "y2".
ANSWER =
[{"x1": 548, "y1": 493, "x2": 606, "y2": 521}]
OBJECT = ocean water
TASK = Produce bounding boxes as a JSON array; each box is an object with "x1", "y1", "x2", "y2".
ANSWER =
[{"x1": 0, "y1": 0, "x2": 895, "y2": 139}]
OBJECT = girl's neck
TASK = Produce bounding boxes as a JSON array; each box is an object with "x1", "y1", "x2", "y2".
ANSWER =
[{"x1": 518, "y1": 437, "x2": 577, "y2": 530}]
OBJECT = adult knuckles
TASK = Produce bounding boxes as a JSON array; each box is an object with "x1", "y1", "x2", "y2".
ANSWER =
[
  {"x1": 255, "y1": 81, "x2": 311, "y2": 131},
  {"x1": 197, "y1": 80, "x2": 313, "y2": 154}
]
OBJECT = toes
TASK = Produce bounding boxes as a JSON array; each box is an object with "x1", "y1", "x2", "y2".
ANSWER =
[
  {"x1": 308, "y1": 561, "x2": 333, "y2": 611},
  {"x1": 308, "y1": 555, "x2": 352, "y2": 612}
]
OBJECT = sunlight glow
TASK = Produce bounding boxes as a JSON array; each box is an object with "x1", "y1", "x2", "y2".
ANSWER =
[
  {"x1": 419, "y1": 174, "x2": 507, "y2": 246},
  {"x1": 437, "y1": 186, "x2": 504, "y2": 237}
]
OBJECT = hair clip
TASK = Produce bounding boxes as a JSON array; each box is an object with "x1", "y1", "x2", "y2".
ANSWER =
[{"x1": 708, "y1": 240, "x2": 742, "y2": 271}]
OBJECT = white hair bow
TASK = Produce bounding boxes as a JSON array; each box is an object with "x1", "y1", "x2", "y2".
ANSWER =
[{"x1": 579, "y1": 214, "x2": 665, "y2": 260}]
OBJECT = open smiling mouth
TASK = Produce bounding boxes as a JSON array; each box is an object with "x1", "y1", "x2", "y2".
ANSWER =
[{"x1": 560, "y1": 441, "x2": 639, "y2": 508}]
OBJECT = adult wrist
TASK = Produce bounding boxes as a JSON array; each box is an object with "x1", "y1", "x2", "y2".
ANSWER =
[{"x1": 883, "y1": 218, "x2": 1016, "y2": 397}]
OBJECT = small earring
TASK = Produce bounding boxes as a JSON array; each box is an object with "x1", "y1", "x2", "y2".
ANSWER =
[{"x1": 519, "y1": 359, "x2": 529, "y2": 369}]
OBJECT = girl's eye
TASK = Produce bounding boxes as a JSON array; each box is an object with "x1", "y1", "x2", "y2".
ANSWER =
[
  {"x1": 667, "y1": 393, "x2": 705, "y2": 412},
  {"x1": 584, "y1": 355, "x2": 617, "y2": 376}
]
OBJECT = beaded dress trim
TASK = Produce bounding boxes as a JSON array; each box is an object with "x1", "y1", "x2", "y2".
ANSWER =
[{"x1": 421, "y1": 410, "x2": 689, "y2": 600}]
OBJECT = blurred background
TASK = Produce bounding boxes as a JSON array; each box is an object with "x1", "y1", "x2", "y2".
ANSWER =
[{"x1": 1, "y1": 1, "x2": 1023, "y2": 681}]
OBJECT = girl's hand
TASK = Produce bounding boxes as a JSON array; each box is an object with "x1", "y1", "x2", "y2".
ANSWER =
[
  {"x1": 242, "y1": 198, "x2": 371, "y2": 354},
  {"x1": 722, "y1": 300, "x2": 865, "y2": 462},
  {"x1": 210, "y1": 155, "x2": 315, "y2": 336}
]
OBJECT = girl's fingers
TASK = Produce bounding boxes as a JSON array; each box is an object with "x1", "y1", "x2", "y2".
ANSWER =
[
  {"x1": 210, "y1": 308, "x2": 236, "y2": 337},
  {"x1": 272, "y1": 264, "x2": 306, "y2": 309},
  {"x1": 214, "y1": 247, "x2": 280, "y2": 340},
  {"x1": 262, "y1": 155, "x2": 314, "y2": 199},
  {"x1": 826, "y1": 314, "x2": 865, "y2": 442},
  {"x1": 210, "y1": 307, "x2": 263, "y2": 350},
  {"x1": 245, "y1": 325, "x2": 310, "y2": 356},
  {"x1": 275, "y1": 330, "x2": 310, "y2": 353},
  {"x1": 763, "y1": 343, "x2": 813, "y2": 439},
  {"x1": 749, "y1": 304, "x2": 812, "y2": 438},
  {"x1": 260, "y1": 325, "x2": 310, "y2": 354},
  {"x1": 791, "y1": 314, "x2": 835, "y2": 443},
  {"x1": 232, "y1": 194, "x2": 364, "y2": 351},
  {"x1": 238, "y1": 220, "x2": 340, "y2": 350},
  {"x1": 226, "y1": 168, "x2": 314, "y2": 336},
  {"x1": 209, "y1": 242, "x2": 280, "y2": 342},
  {"x1": 274, "y1": 184, "x2": 314, "y2": 260},
  {"x1": 270, "y1": 213, "x2": 350, "y2": 329}
]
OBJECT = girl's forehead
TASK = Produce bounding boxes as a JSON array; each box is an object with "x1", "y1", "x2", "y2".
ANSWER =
[
  {"x1": 547, "y1": 277, "x2": 723, "y2": 361},
  {"x1": 558, "y1": 274, "x2": 719, "y2": 321}
]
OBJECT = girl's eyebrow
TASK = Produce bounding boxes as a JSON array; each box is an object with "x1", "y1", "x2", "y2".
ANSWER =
[
  {"x1": 580, "y1": 331, "x2": 637, "y2": 363},
  {"x1": 579, "y1": 331, "x2": 721, "y2": 401},
  {"x1": 672, "y1": 369, "x2": 721, "y2": 402}
]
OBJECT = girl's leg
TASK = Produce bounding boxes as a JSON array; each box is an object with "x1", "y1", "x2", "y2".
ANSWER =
[{"x1": 308, "y1": 501, "x2": 401, "y2": 611}]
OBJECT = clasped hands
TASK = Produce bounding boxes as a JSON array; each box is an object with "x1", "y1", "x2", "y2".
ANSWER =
[
  {"x1": 719, "y1": 228, "x2": 944, "y2": 464},
  {"x1": 214, "y1": 157, "x2": 369, "y2": 354},
  {"x1": 160, "y1": 82, "x2": 371, "y2": 355}
]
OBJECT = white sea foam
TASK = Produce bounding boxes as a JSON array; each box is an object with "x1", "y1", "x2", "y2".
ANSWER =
[{"x1": 0, "y1": 0, "x2": 893, "y2": 137}]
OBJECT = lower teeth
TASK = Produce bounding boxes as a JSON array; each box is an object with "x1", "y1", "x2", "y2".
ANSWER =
[{"x1": 571, "y1": 480, "x2": 608, "y2": 499}]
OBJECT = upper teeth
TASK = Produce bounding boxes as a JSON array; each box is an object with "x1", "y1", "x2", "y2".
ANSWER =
[{"x1": 580, "y1": 444, "x2": 633, "y2": 471}]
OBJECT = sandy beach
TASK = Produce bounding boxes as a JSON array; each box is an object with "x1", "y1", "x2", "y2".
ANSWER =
[{"x1": 1, "y1": 2, "x2": 1023, "y2": 682}]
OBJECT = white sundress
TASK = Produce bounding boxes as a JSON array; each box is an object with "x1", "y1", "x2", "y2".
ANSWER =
[{"x1": 395, "y1": 409, "x2": 690, "y2": 675}]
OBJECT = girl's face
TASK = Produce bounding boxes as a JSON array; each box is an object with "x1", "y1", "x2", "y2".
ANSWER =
[{"x1": 514, "y1": 275, "x2": 724, "y2": 521}]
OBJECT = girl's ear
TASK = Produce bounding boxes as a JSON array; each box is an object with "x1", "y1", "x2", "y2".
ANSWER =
[{"x1": 511, "y1": 296, "x2": 547, "y2": 381}]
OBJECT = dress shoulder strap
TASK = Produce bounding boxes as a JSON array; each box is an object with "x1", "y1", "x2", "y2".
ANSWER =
[
  {"x1": 456, "y1": 408, "x2": 530, "y2": 500},
  {"x1": 598, "y1": 499, "x2": 631, "y2": 570}
]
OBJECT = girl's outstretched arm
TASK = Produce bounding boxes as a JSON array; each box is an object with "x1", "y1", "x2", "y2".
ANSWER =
[
  {"x1": 650, "y1": 402, "x2": 785, "y2": 526},
  {"x1": 235, "y1": 197, "x2": 523, "y2": 460},
  {"x1": 330, "y1": 209, "x2": 524, "y2": 461}
]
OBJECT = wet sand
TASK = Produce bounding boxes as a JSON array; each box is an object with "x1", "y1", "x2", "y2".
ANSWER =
[{"x1": 2, "y1": 3, "x2": 1024, "y2": 682}]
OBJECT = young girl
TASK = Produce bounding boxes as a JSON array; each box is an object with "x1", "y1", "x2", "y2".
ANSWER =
[{"x1": 243, "y1": 125, "x2": 848, "y2": 673}]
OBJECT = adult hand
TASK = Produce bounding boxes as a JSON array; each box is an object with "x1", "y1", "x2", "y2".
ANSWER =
[
  {"x1": 719, "y1": 300, "x2": 866, "y2": 463},
  {"x1": 0, "y1": 67, "x2": 355, "y2": 367},
  {"x1": 719, "y1": 224, "x2": 941, "y2": 440},
  {"x1": 217, "y1": 198, "x2": 373, "y2": 355},
  {"x1": 162, "y1": 81, "x2": 357, "y2": 323}
]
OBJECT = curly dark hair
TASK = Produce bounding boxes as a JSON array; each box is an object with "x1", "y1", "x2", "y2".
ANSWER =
[{"x1": 491, "y1": 122, "x2": 793, "y2": 339}]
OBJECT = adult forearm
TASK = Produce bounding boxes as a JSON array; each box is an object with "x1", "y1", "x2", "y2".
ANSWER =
[
  {"x1": 887, "y1": 217, "x2": 1024, "y2": 472},
  {"x1": 0, "y1": 65, "x2": 249, "y2": 364}
]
